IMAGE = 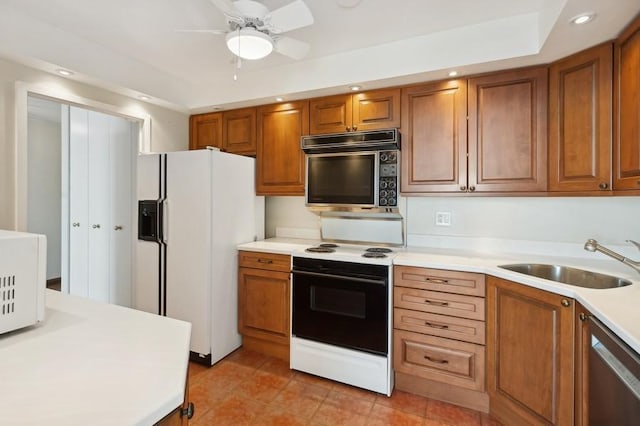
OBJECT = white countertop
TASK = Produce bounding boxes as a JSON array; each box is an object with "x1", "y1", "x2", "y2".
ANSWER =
[
  {"x1": 238, "y1": 238, "x2": 640, "y2": 354},
  {"x1": 0, "y1": 290, "x2": 192, "y2": 426}
]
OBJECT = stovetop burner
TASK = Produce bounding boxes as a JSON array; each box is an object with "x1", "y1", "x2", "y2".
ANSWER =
[
  {"x1": 319, "y1": 243, "x2": 339, "y2": 248},
  {"x1": 362, "y1": 251, "x2": 387, "y2": 258},
  {"x1": 365, "y1": 247, "x2": 393, "y2": 253},
  {"x1": 305, "y1": 246, "x2": 336, "y2": 253}
]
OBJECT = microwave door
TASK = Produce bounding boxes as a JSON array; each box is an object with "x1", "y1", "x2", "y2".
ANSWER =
[{"x1": 306, "y1": 152, "x2": 378, "y2": 208}]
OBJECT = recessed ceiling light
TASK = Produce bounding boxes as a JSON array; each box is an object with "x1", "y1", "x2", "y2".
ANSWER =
[
  {"x1": 275, "y1": 97, "x2": 284, "y2": 102},
  {"x1": 350, "y1": 85, "x2": 361, "y2": 91},
  {"x1": 57, "y1": 69, "x2": 74, "y2": 76},
  {"x1": 571, "y1": 13, "x2": 595, "y2": 25},
  {"x1": 138, "y1": 95, "x2": 151, "y2": 101},
  {"x1": 448, "y1": 71, "x2": 458, "y2": 77}
]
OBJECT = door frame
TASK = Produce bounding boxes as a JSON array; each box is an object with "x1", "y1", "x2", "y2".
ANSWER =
[
  {"x1": 15, "y1": 81, "x2": 151, "y2": 231},
  {"x1": 14, "y1": 81, "x2": 151, "y2": 297}
]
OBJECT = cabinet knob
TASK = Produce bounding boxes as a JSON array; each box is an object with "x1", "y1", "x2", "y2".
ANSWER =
[
  {"x1": 114, "y1": 225, "x2": 123, "y2": 231},
  {"x1": 469, "y1": 186, "x2": 476, "y2": 192},
  {"x1": 72, "y1": 222, "x2": 80, "y2": 227},
  {"x1": 92, "y1": 224, "x2": 101, "y2": 229},
  {"x1": 460, "y1": 185, "x2": 467, "y2": 191},
  {"x1": 561, "y1": 299, "x2": 571, "y2": 307},
  {"x1": 599, "y1": 182, "x2": 609, "y2": 190},
  {"x1": 352, "y1": 125, "x2": 358, "y2": 131},
  {"x1": 180, "y1": 402, "x2": 195, "y2": 419},
  {"x1": 579, "y1": 312, "x2": 590, "y2": 322},
  {"x1": 346, "y1": 126, "x2": 351, "y2": 132}
]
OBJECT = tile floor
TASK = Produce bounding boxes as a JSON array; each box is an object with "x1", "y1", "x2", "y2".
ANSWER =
[{"x1": 187, "y1": 347, "x2": 501, "y2": 426}]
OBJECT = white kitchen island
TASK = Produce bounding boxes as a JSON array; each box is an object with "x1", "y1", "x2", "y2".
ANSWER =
[{"x1": 0, "y1": 289, "x2": 191, "y2": 425}]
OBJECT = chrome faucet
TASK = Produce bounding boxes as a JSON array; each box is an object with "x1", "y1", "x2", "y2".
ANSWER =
[{"x1": 584, "y1": 239, "x2": 640, "y2": 275}]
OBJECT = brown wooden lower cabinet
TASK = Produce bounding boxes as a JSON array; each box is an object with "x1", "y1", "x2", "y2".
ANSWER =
[
  {"x1": 238, "y1": 251, "x2": 291, "y2": 361},
  {"x1": 574, "y1": 302, "x2": 591, "y2": 426},
  {"x1": 486, "y1": 276, "x2": 575, "y2": 425},
  {"x1": 393, "y1": 266, "x2": 488, "y2": 412}
]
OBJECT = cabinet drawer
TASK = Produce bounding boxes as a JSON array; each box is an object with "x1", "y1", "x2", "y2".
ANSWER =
[
  {"x1": 239, "y1": 251, "x2": 291, "y2": 272},
  {"x1": 394, "y1": 329, "x2": 485, "y2": 391},
  {"x1": 394, "y1": 308, "x2": 486, "y2": 345},
  {"x1": 394, "y1": 287, "x2": 485, "y2": 321},
  {"x1": 394, "y1": 266, "x2": 485, "y2": 296}
]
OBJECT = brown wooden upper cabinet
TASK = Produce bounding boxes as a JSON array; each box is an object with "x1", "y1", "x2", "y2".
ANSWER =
[
  {"x1": 189, "y1": 112, "x2": 222, "y2": 150},
  {"x1": 309, "y1": 89, "x2": 400, "y2": 134},
  {"x1": 402, "y1": 67, "x2": 548, "y2": 194},
  {"x1": 190, "y1": 109, "x2": 256, "y2": 155},
  {"x1": 222, "y1": 107, "x2": 257, "y2": 156},
  {"x1": 614, "y1": 14, "x2": 640, "y2": 191},
  {"x1": 401, "y1": 80, "x2": 468, "y2": 193},
  {"x1": 549, "y1": 43, "x2": 613, "y2": 192},
  {"x1": 468, "y1": 67, "x2": 548, "y2": 192},
  {"x1": 256, "y1": 100, "x2": 309, "y2": 195}
]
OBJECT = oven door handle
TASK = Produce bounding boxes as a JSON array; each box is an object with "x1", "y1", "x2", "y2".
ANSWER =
[{"x1": 292, "y1": 270, "x2": 387, "y2": 286}]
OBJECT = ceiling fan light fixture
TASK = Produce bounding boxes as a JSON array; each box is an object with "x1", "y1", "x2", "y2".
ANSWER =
[{"x1": 226, "y1": 28, "x2": 274, "y2": 60}]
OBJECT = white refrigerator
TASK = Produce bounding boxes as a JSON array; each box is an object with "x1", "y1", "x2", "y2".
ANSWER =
[{"x1": 136, "y1": 149, "x2": 264, "y2": 365}]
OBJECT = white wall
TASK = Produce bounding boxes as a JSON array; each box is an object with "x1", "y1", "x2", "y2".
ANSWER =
[
  {"x1": 27, "y1": 114, "x2": 61, "y2": 279},
  {"x1": 0, "y1": 57, "x2": 189, "y2": 230},
  {"x1": 265, "y1": 195, "x2": 640, "y2": 247}
]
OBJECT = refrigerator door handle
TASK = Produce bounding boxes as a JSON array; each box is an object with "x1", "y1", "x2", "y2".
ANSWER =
[{"x1": 162, "y1": 199, "x2": 169, "y2": 243}]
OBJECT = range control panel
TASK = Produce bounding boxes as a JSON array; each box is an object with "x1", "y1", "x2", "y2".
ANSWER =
[{"x1": 378, "y1": 150, "x2": 399, "y2": 207}]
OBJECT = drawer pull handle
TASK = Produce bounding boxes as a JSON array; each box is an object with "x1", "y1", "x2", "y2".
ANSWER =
[
  {"x1": 424, "y1": 299, "x2": 449, "y2": 307},
  {"x1": 257, "y1": 259, "x2": 273, "y2": 264},
  {"x1": 425, "y1": 278, "x2": 448, "y2": 284},
  {"x1": 424, "y1": 321, "x2": 449, "y2": 330},
  {"x1": 424, "y1": 355, "x2": 449, "y2": 364}
]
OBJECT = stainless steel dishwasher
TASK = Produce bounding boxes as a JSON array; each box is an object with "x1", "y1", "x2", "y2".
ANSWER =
[{"x1": 588, "y1": 316, "x2": 640, "y2": 425}]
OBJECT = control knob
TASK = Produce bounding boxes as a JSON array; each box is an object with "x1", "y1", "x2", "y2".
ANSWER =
[{"x1": 380, "y1": 153, "x2": 388, "y2": 162}]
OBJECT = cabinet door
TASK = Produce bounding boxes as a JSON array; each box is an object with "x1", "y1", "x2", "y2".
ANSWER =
[
  {"x1": 574, "y1": 302, "x2": 591, "y2": 426},
  {"x1": 614, "y1": 16, "x2": 640, "y2": 190},
  {"x1": 352, "y1": 88, "x2": 401, "y2": 132},
  {"x1": 400, "y1": 80, "x2": 467, "y2": 193},
  {"x1": 487, "y1": 276, "x2": 574, "y2": 426},
  {"x1": 189, "y1": 112, "x2": 223, "y2": 150},
  {"x1": 256, "y1": 101, "x2": 308, "y2": 195},
  {"x1": 222, "y1": 107, "x2": 256, "y2": 155},
  {"x1": 549, "y1": 43, "x2": 612, "y2": 192},
  {"x1": 468, "y1": 67, "x2": 548, "y2": 192},
  {"x1": 309, "y1": 94, "x2": 352, "y2": 134},
  {"x1": 238, "y1": 267, "x2": 290, "y2": 345}
]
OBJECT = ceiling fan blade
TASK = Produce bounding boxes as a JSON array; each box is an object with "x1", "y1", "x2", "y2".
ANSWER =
[
  {"x1": 267, "y1": 0, "x2": 314, "y2": 33},
  {"x1": 274, "y1": 36, "x2": 310, "y2": 59},
  {"x1": 175, "y1": 29, "x2": 228, "y2": 35}
]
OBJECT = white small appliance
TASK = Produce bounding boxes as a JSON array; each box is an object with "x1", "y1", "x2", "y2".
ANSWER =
[
  {"x1": 135, "y1": 149, "x2": 264, "y2": 365},
  {"x1": 0, "y1": 230, "x2": 46, "y2": 334}
]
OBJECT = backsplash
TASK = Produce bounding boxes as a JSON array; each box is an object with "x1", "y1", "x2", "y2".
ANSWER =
[{"x1": 266, "y1": 196, "x2": 640, "y2": 257}]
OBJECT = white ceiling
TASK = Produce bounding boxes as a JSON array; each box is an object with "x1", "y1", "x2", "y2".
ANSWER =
[{"x1": 1, "y1": 0, "x2": 639, "y2": 114}]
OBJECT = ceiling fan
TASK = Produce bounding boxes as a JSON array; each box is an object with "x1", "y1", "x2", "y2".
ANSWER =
[{"x1": 190, "y1": 0, "x2": 314, "y2": 60}]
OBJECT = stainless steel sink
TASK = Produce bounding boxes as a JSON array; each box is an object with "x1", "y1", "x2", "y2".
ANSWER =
[{"x1": 498, "y1": 264, "x2": 632, "y2": 289}]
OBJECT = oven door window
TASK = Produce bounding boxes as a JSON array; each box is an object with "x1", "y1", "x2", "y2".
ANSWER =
[
  {"x1": 293, "y1": 271, "x2": 388, "y2": 355},
  {"x1": 306, "y1": 153, "x2": 376, "y2": 206}
]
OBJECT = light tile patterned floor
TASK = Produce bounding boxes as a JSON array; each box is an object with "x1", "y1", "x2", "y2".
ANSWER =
[{"x1": 187, "y1": 347, "x2": 501, "y2": 426}]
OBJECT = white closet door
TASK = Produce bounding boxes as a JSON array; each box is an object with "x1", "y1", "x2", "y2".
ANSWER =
[
  {"x1": 68, "y1": 107, "x2": 90, "y2": 298},
  {"x1": 87, "y1": 111, "x2": 111, "y2": 302},
  {"x1": 109, "y1": 116, "x2": 135, "y2": 307}
]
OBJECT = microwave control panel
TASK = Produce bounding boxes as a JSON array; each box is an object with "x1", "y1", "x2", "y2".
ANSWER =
[{"x1": 378, "y1": 151, "x2": 399, "y2": 207}]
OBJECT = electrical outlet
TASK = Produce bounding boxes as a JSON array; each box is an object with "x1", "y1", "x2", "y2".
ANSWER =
[{"x1": 435, "y1": 212, "x2": 451, "y2": 227}]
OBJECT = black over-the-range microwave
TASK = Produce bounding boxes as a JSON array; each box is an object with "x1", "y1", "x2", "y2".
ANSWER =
[{"x1": 301, "y1": 128, "x2": 400, "y2": 213}]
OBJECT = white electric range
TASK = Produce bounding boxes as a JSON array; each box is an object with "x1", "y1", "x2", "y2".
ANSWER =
[{"x1": 290, "y1": 241, "x2": 400, "y2": 396}]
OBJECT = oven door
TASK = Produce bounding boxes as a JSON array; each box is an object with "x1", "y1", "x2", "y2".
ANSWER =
[{"x1": 292, "y1": 264, "x2": 388, "y2": 356}]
